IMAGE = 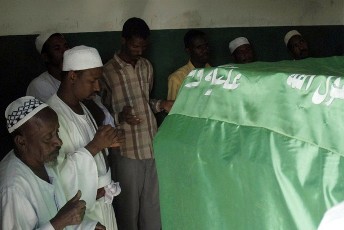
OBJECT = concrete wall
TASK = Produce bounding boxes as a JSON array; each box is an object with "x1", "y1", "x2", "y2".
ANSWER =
[{"x1": 1, "y1": 0, "x2": 343, "y2": 36}]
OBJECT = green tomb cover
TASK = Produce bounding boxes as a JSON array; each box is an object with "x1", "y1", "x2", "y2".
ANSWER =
[{"x1": 154, "y1": 56, "x2": 344, "y2": 230}]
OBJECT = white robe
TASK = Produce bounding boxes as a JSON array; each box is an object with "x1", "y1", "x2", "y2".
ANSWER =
[
  {"x1": 0, "y1": 150, "x2": 97, "y2": 230},
  {"x1": 47, "y1": 94, "x2": 118, "y2": 230},
  {"x1": 318, "y1": 202, "x2": 344, "y2": 230},
  {"x1": 26, "y1": 71, "x2": 60, "y2": 102}
]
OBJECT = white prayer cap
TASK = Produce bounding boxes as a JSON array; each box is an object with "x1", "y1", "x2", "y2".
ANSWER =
[
  {"x1": 35, "y1": 32, "x2": 62, "y2": 54},
  {"x1": 229, "y1": 37, "x2": 250, "y2": 54},
  {"x1": 62, "y1": 45, "x2": 103, "y2": 71},
  {"x1": 284, "y1": 30, "x2": 301, "y2": 46},
  {"x1": 5, "y1": 96, "x2": 49, "y2": 133}
]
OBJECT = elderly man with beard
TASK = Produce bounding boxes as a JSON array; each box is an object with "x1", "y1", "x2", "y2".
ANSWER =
[
  {"x1": 0, "y1": 96, "x2": 104, "y2": 229},
  {"x1": 47, "y1": 45, "x2": 123, "y2": 230}
]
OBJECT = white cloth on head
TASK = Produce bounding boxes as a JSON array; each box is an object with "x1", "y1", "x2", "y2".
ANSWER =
[
  {"x1": 63, "y1": 45, "x2": 103, "y2": 71},
  {"x1": 5, "y1": 96, "x2": 48, "y2": 133},
  {"x1": 284, "y1": 30, "x2": 301, "y2": 46},
  {"x1": 229, "y1": 37, "x2": 250, "y2": 54},
  {"x1": 35, "y1": 32, "x2": 61, "y2": 54},
  {"x1": 0, "y1": 150, "x2": 97, "y2": 229},
  {"x1": 47, "y1": 93, "x2": 119, "y2": 230}
]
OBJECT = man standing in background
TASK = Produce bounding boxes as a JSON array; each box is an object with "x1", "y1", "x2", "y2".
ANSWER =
[
  {"x1": 284, "y1": 30, "x2": 310, "y2": 60},
  {"x1": 167, "y1": 29, "x2": 211, "y2": 100},
  {"x1": 101, "y1": 17, "x2": 173, "y2": 230},
  {"x1": 228, "y1": 37, "x2": 255, "y2": 64},
  {"x1": 26, "y1": 32, "x2": 69, "y2": 102}
]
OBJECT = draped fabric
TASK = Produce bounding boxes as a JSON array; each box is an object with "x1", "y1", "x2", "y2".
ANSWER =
[{"x1": 154, "y1": 56, "x2": 344, "y2": 230}]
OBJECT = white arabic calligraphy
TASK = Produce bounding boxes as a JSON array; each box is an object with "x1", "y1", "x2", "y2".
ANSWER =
[
  {"x1": 312, "y1": 76, "x2": 333, "y2": 105},
  {"x1": 287, "y1": 74, "x2": 315, "y2": 90},
  {"x1": 287, "y1": 74, "x2": 344, "y2": 106},
  {"x1": 185, "y1": 68, "x2": 241, "y2": 95},
  {"x1": 314, "y1": 77, "x2": 344, "y2": 106}
]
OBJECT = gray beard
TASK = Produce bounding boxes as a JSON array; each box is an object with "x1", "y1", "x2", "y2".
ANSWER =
[{"x1": 46, "y1": 158, "x2": 58, "y2": 167}]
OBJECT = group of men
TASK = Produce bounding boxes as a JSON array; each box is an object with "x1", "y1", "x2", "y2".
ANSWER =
[
  {"x1": 227, "y1": 29, "x2": 309, "y2": 64},
  {"x1": 1, "y1": 17, "x2": 173, "y2": 230},
  {"x1": 0, "y1": 16, "x2": 316, "y2": 229},
  {"x1": 167, "y1": 29, "x2": 310, "y2": 101}
]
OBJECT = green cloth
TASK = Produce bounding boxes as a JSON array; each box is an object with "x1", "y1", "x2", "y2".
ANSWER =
[{"x1": 154, "y1": 56, "x2": 344, "y2": 230}]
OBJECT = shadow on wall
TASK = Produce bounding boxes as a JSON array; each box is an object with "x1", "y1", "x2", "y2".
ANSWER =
[{"x1": 0, "y1": 25, "x2": 343, "y2": 159}]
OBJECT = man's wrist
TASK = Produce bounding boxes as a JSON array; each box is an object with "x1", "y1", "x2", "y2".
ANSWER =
[
  {"x1": 50, "y1": 217, "x2": 65, "y2": 230},
  {"x1": 85, "y1": 141, "x2": 101, "y2": 156},
  {"x1": 158, "y1": 100, "x2": 166, "y2": 112}
]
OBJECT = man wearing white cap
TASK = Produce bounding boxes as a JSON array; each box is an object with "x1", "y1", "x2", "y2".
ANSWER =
[
  {"x1": 168, "y1": 29, "x2": 211, "y2": 100},
  {"x1": 47, "y1": 45, "x2": 123, "y2": 230},
  {"x1": 26, "y1": 32, "x2": 113, "y2": 128},
  {"x1": 1, "y1": 96, "x2": 102, "y2": 229},
  {"x1": 228, "y1": 37, "x2": 255, "y2": 64},
  {"x1": 284, "y1": 30, "x2": 309, "y2": 60},
  {"x1": 26, "y1": 32, "x2": 69, "y2": 102}
]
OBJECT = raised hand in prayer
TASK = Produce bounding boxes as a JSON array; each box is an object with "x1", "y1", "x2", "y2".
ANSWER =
[
  {"x1": 110, "y1": 126, "x2": 126, "y2": 148},
  {"x1": 119, "y1": 105, "x2": 142, "y2": 125},
  {"x1": 50, "y1": 190, "x2": 86, "y2": 230},
  {"x1": 86, "y1": 124, "x2": 118, "y2": 156}
]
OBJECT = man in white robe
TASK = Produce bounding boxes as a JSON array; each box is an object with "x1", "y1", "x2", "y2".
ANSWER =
[
  {"x1": 47, "y1": 46, "x2": 123, "y2": 230},
  {"x1": 26, "y1": 31, "x2": 114, "y2": 128},
  {"x1": 26, "y1": 32, "x2": 68, "y2": 102},
  {"x1": 0, "y1": 96, "x2": 101, "y2": 229}
]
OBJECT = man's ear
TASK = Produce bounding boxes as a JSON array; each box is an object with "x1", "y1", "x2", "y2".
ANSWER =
[
  {"x1": 14, "y1": 134, "x2": 26, "y2": 153},
  {"x1": 67, "y1": 71, "x2": 76, "y2": 82}
]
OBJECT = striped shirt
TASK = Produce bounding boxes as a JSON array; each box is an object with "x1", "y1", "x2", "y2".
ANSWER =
[{"x1": 101, "y1": 54, "x2": 162, "y2": 160}]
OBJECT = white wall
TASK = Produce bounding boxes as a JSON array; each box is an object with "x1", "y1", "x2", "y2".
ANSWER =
[{"x1": 1, "y1": 0, "x2": 343, "y2": 36}]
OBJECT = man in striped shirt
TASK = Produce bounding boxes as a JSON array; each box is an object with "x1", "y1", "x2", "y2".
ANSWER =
[{"x1": 101, "y1": 17, "x2": 173, "y2": 230}]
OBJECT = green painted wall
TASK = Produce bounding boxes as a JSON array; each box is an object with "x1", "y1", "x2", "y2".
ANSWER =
[{"x1": 1, "y1": 25, "x2": 343, "y2": 157}]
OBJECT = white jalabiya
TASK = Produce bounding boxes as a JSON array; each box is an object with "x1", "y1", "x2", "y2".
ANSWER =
[
  {"x1": 318, "y1": 201, "x2": 344, "y2": 230},
  {"x1": 0, "y1": 150, "x2": 97, "y2": 229},
  {"x1": 47, "y1": 94, "x2": 120, "y2": 230},
  {"x1": 26, "y1": 71, "x2": 61, "y2": 102}
]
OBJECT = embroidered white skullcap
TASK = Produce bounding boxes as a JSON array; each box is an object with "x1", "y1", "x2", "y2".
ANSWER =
[
  {"x1": 35, "y1": 32, "x2": 62, "y2": 54},
  {"x1": 229, "y1": 37, "x2": 250, "y2": 54},
  {"x1": 284, "y1": 30, "x2": 301, "y2": 46},
  {"x1": 62, "y1": 45, "x2": 103, "y2": 71},
  {"x1": 5, "y1": 96, "x2": 49, "y2": 133}
]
